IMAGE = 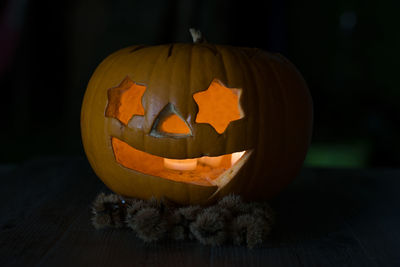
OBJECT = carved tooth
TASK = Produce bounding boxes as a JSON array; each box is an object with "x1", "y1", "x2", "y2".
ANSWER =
[
  {"x1": 163, "y1": 158, "x2": 197, "y2": 171},
  {"x1": 199, "y1": 156, "x2": 223, "y2": 167}
]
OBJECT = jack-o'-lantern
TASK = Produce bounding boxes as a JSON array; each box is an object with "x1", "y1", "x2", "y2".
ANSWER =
[{"x1": 81, "y1": 30, "x2": 313, "y2": 205}]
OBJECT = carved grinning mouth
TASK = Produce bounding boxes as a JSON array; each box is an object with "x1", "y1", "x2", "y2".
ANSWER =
[{"x1": 111, "y1": 137, "x2": 251, "y2": 186}]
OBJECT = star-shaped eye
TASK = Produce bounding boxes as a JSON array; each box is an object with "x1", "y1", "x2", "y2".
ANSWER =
[
  {"x1": 105, "y1": 77, "x2": 146, "y2": 125},
  {"x1": 193, "y1": 79, "x2": 244, "y2": 134}
]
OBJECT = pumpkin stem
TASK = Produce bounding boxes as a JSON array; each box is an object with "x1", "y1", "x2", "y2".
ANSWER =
[{"x1": 189, "y1": 28, "x2": 206, "y2": 43}]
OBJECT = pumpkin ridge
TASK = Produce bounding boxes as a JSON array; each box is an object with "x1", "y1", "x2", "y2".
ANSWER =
[
  {"x1": 198, "y1": 43, "x2": 219, "y2": 56},
  {"x1": 129, "y1": 45, "x2": 147, "y2": 54},
  {"x1": 234, "y1": 48, "x2": 261, "y2": 196},
  {"x1": 215, "y1": 47, "x2": 247, "y2": 153},
  {"x1": 168, "y1": 44, "x2": 189, "y2": 156},
  {"x1": 215, "y1": 46, "x2": 228, "y2": 87},
  {"x1": 142, "y1": 46, "x2": 172, "y2": 153},
  {"x1": 84, "y1": 49, "x2": 124, "y2": 123},
  {"x1": 265, "y1": 55, "x2": 289, "y2": 167},
  {"x1": 167, "y1": 44, "x2": 174, "y2": 58},
  {"x1": 186, "y1": 44, "x2": 194, "y2": 157},
  {"x1": 252, "y1": 54, "x2": 283, "y2": 197}
]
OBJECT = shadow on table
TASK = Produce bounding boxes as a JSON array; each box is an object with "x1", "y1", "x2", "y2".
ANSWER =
[{"x1": 269, "y1": 168, "x2": 389, "y2": 246}]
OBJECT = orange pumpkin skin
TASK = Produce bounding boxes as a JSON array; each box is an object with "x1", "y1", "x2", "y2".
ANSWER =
[{"x1": 81, "y1": 43, "x2": 313, "y2": 205}]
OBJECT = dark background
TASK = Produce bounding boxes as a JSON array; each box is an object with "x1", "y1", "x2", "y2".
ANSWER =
[{"x1": 1, "y1": 0, "x2": 399, "y2": 168}]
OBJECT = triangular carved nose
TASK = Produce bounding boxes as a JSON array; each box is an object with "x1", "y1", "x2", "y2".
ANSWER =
[
  {"x1": 150, "y1": 103, "x2": 192, "y2": 137},
  {"x1": 160, "y1": 114, "x2": 191, "y2": 134}
]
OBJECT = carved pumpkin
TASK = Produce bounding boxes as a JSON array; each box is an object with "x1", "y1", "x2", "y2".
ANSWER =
[{"x1": 81, "y1": 35, "x2": 313, "y2": 205}]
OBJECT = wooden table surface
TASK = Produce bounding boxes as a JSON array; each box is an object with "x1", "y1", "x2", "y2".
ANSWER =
[{"x1": 0, "y1": 157, "x2": 399, "y2": 267}]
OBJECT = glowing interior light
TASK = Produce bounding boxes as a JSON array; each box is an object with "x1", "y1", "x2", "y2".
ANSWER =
[
  {"x1": 231, "y1": 151, "x2": 245, "y2": 166},
  {"x1": 199, "y1": 156, "x2": 223, "y2": 167},
  {"x1": 163, "y1": 158, "x2": 197, "y2": 171}
]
